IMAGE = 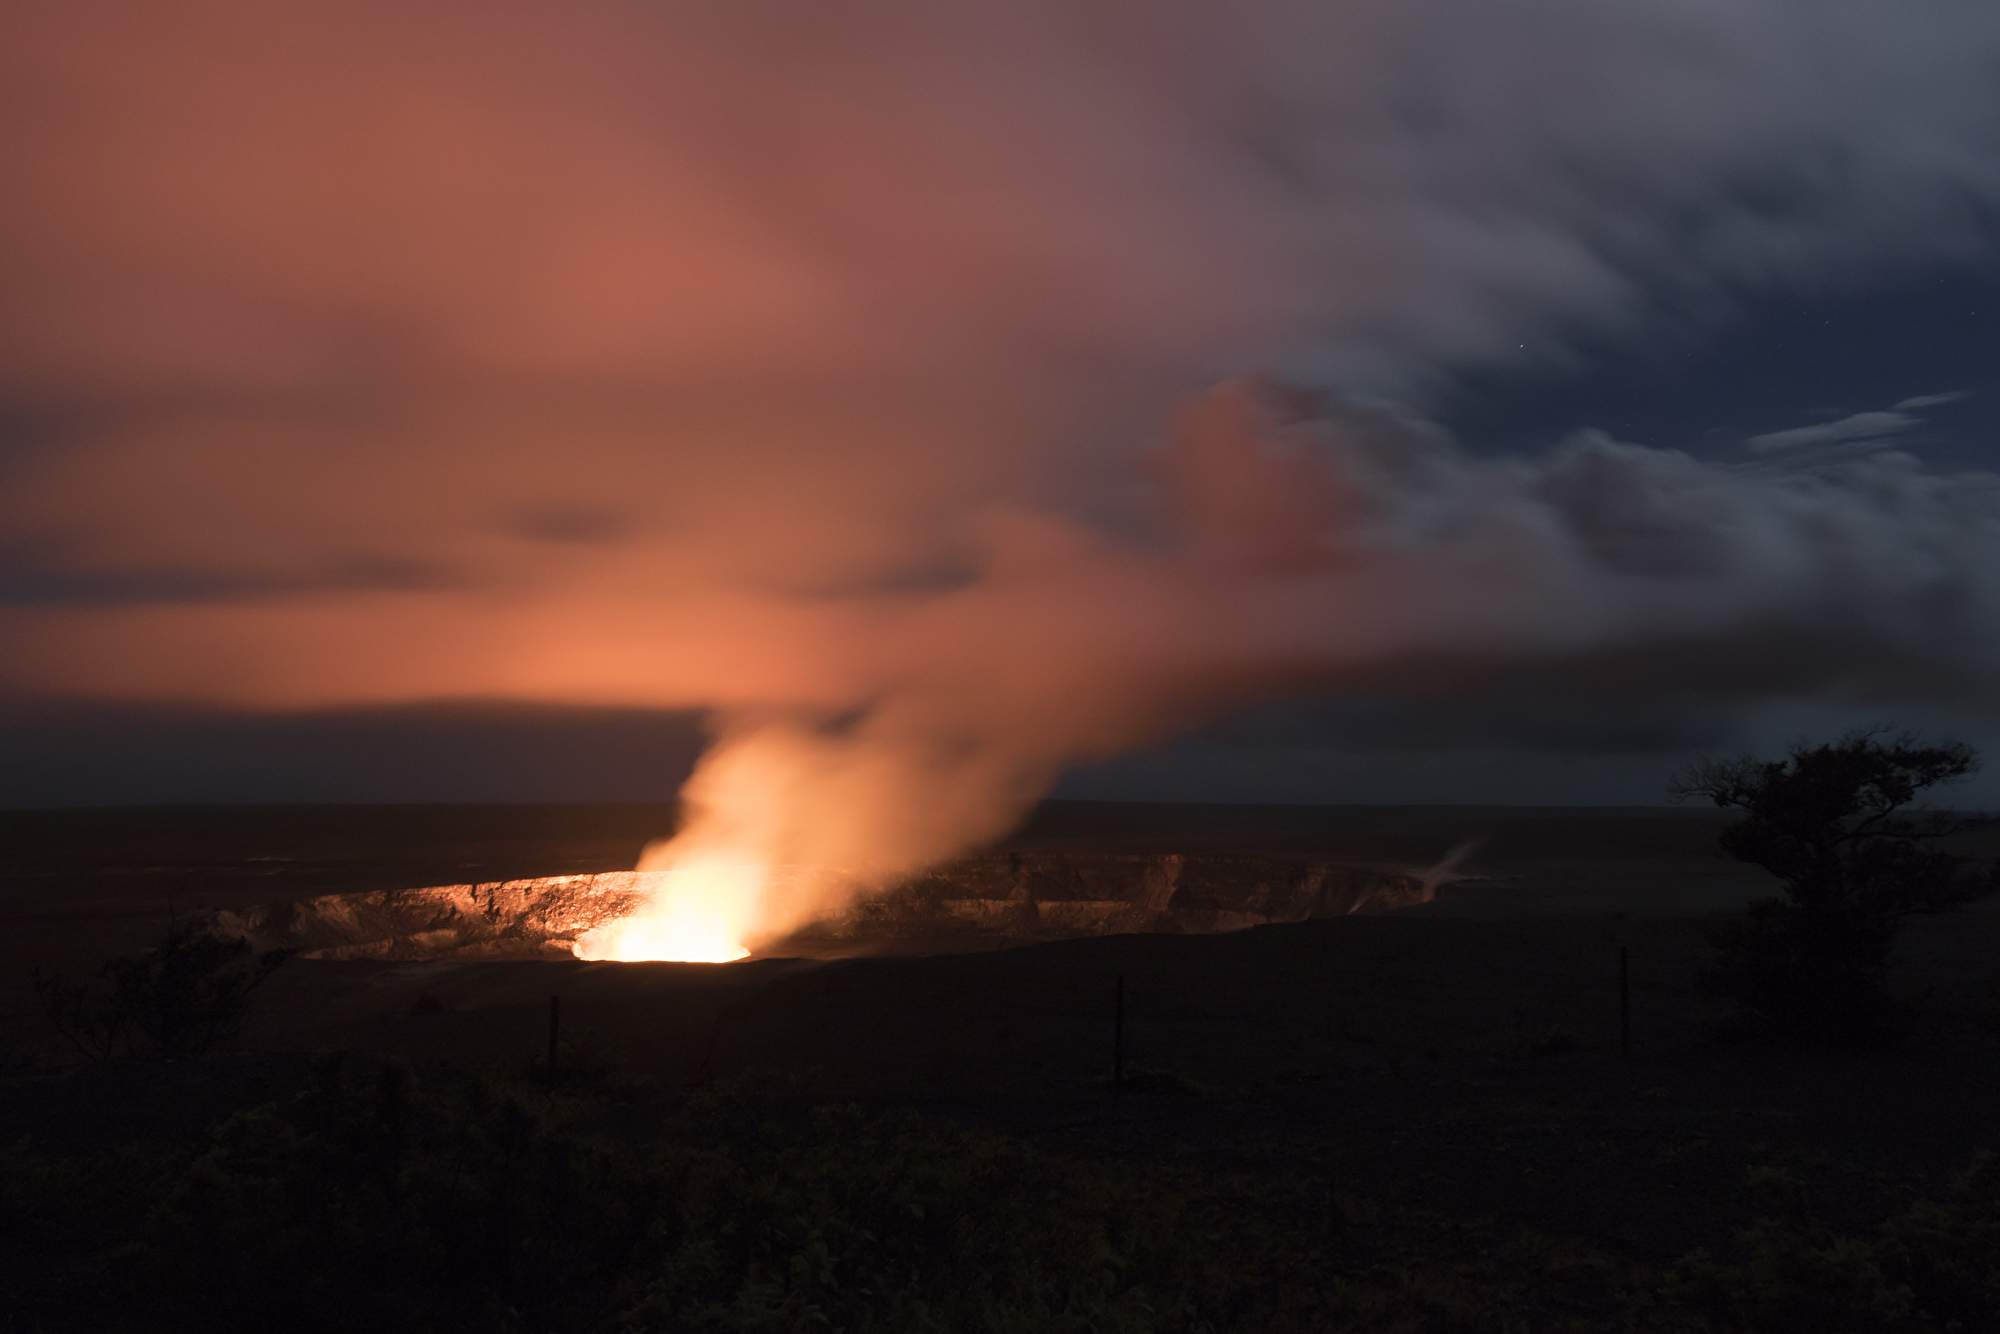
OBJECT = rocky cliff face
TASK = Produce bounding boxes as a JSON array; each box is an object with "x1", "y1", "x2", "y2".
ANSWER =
[
  {"x1": 208, "y1": 872, "x2": 648, "y2": 962},
  {"x1": 794, "y1": 851, "x2": 1427, "y2": 943},
  {"x1": 210, "y1": 852, "x2": 1427, "y2": 961}
]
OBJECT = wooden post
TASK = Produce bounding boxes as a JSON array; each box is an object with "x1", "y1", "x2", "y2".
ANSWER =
[
  {"x1": 548, "y1": 994, "x2": 561, "y2": 1082},
  {"x1": 1113, "y1": 973, "x2": 1125, "y2": 1096},
  {"x1": 1618, "y1": 945, "x2": 1630, "y2": 1058}
]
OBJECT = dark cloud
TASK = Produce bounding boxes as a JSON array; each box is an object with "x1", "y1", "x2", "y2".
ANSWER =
[
  {"x1": 0, "y1": 553, "x2": 459, "y2": 607},
  {"x1": 1194, "y1": 692, "x2": 1744, "y2": 757},
  {"x1": 0, "y1": 702, "x2": 705, "y2": 808},
  {"x1": 508, "y1": 505, "x2": 636, "y2": 546}
]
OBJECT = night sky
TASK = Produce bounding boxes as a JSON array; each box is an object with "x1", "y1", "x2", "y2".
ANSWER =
[{"x1": 6, "y1": 2, "x2": 2000, "y2": 818}]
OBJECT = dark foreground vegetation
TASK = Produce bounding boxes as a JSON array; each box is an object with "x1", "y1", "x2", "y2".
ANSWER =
[
  {"x1": 31, "y1": 915, "x2": 291, "y2": 1061},
  {"x1": 4, "y1": 1050, "x2": 2000, "y2": 1334},
  {"x1": 1675, "y1": 730, "x2": 1999, "y2": 1046}
]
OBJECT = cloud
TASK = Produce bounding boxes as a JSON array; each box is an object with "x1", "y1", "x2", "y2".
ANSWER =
[
  {"x1": 1746, "y1": 388, "x2": 1975, "y2": 457},
  {"x1": 7, "y1": 0, "x2": 2000, "y2": 411},
  {"x1": 1746, "y1": 410, "x2": 1922, "y2": 453},
  {"x1": 0, "y1": 700, "x2": 706, "y2": 807}
]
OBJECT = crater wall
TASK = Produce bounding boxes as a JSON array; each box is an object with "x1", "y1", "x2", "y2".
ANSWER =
[{"x1": 209, "y1": 852, "x2": 1428, "y2": 961}]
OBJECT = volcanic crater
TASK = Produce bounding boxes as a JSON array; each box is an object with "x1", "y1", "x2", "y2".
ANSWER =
[{"x1": 208, "y1": 850, "x2": 1429, "y2": 962}]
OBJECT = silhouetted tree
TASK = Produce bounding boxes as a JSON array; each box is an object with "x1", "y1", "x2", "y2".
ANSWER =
[
  {"x1": 34, "y1": 916, "x2": 291, "y2": 1059},
  {"x1": 1670, "y1": 730, "x2": 1997, "y2": 1044}
]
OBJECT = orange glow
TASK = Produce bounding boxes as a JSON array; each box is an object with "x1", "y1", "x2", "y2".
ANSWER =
[{"x1": 571, "y1": 861, "x2": 761, "y2": 962}]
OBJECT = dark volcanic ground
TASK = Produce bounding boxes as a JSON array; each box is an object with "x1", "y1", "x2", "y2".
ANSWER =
[{"x1": 5, "y1": 800, "x2": 2000, "y2": 1262}]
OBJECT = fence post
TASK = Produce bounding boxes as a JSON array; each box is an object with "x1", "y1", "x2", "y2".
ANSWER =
[
  {"x1": 548, "y1": 994, "x2": 561, "y2": 1081},
  {"x1": 1113, "y1": 973, "x2": 1125, "y2": 1096},
  {"x1": 1618, "y1": 946, "x2": 1630, "y2": 1058}
]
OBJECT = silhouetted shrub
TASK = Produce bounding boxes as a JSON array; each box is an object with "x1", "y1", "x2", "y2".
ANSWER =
[
  {"x1": 13, "y1": 1050, "x2": 2000, "y2": 1331},
  {"x1": 0, "y1": 1057, "x2": 1192, "y2": 1333},
  {"x1": 1671, "y1": 730, "x2": 1998, "y2": 1045},
  {"x1": 1658, "y1": 1154, "x2": 2000, "y2": 1332},
  {"x1": 0, "y1": 1057, "x2": 1649, "y2": 1333},
  {"x1": 32, "y1": 916, "x2": 291, "y2": 1059}
]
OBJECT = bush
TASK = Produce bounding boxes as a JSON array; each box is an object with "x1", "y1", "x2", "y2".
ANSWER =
[
  {"x1": 14, "y1": 1051, "x2": 2000, "y2": 1332},
  {"x1": 0, "y1": 1056, "x2": 1648, "y2": 1333},
  {"x1": 1656, "y1": 1154, "x2": 2000, "y2": 1333},
  {"x1": 1671, "y1": 730, "x2": 1998, "y2": 1045},
  {"x1": 0, "y1": 1058, "x2": 1198, "y2": 1333},
  {"x1": 32, "y1": 916, "x2": 291, "y2": 1059}
]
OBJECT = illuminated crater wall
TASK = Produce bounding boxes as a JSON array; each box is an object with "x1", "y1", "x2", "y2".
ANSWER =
[{"x1": 212, "y1": 852, "x2": 1428, "y2": 962}]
